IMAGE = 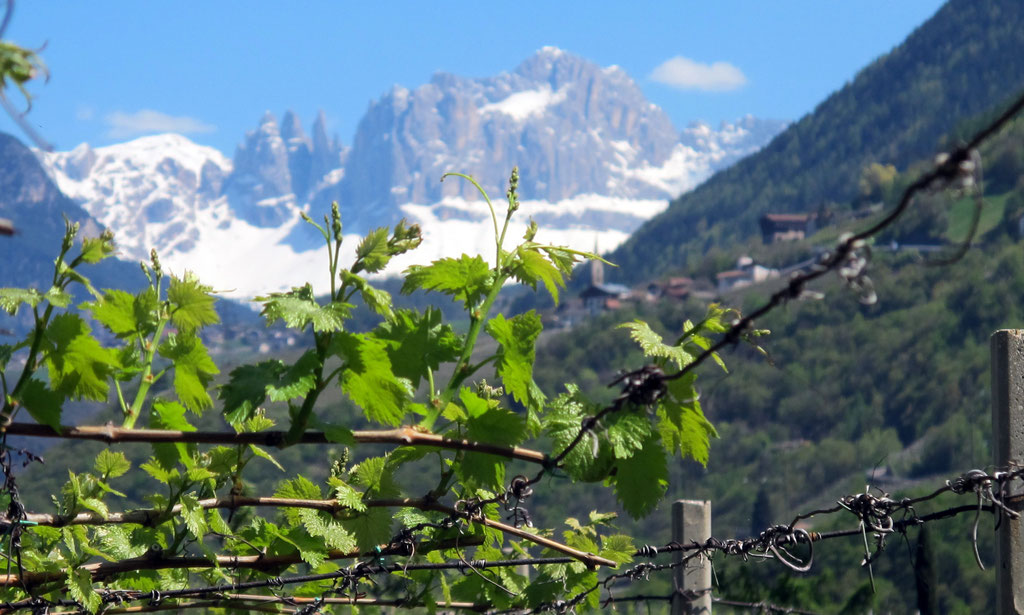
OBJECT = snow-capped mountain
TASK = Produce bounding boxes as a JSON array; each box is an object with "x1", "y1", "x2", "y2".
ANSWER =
[{"x1": 38, "y1": 47, "x2": 785, "y2": 298}]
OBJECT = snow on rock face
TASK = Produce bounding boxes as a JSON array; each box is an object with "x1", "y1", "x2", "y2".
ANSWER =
[{"x1": 39, "y1": 134, "x2": 232, "y2": 261}]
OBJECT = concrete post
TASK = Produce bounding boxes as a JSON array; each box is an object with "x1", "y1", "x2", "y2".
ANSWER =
[
  {"x1": 991, "y1": 330, "x2": 1024, "y2": 615},
  {"x1": 672, "y1": 500, "x2": 711, "y2": 615}
]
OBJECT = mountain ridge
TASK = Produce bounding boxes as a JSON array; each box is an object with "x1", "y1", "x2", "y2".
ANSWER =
[{"x1": 36, "y1": 47, "x2": 785, "y2": 298}]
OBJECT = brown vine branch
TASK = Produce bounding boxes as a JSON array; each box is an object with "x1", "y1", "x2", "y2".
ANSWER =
[
  {"x1": 2, "y1": 423, "x2": 549, "y2": 465},
  {"x1": 4, "y1": 497, "x2": 612, "y2": 582},
  {"x1": 0, "y1": 536, "x2": 482, "y2": 586}
]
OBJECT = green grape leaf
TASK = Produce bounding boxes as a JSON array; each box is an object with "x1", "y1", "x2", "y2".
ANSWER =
[
  {"x1": 341, "y1": 508, "x2": 393, "y2": 553},
  {"x1": 18, "y1": 378, "x2": 63, "y2": 431},
  {"x1": 0, "y1": 287, "x2": 41, "y2": 315},
  {"x1": 330, "y1": 331, "x2": 409, "y2": 426},
  {"x1": 140, "y1": 459, "x2": 174, "y2": 484},
  {"x1": 158, "y1": 332, "x2": 219, "y2": 413},
  {"x1": 340, "y1": 270, "x2": 393, "y2": 320},
  {"x1": 618, "y1": 320, "x2": 693, "y2": 369},
  {"x1": 67, "y1": 567, "x2": 101, "y2": 612},
  {"x1": 257, "y1": 283, "x2": 349, "y2": 333},
  {"x1": 78, "y1": 235, "x2": 115, "y2": 264},
  {"x1": 98, "y1": 526, "x2": 143, "y2": 560},
  {"x1": 84, "y1": 289, "x2": 137, "y2": 336},
  {"x1": 542, "y1": 385, "x2": 612, "y2": 482},
  {"x1": 512, "y1": 247, "x2": 564, "y2": 304},
  {"x1": 95, "y1": 450, "x2": 131, "y2": 478},
  {"x1": 298, "y1": 508, "x2": 357, "y2": 552},
  {"x1": 44, "y1": 286, "x2": 72, "y2": 307},
  {"x1": 600, "y1": 534, "x2": 635, "y2": 566},
  {"x1": 604, "y1": 411, "x2": 651, "y2": 459},
  {"x1": 656, "y1": 398, "x2": 717, "y2": 466},
  {"x1": 151, "y1": 399, "x2": 197, "y2": 469},
  {"x1": 354, "y1": 226, "x2": 390, "y2": 273},
  {"x1": 179, "y1": 494, "x2": 206, "y2": 541},
  {"x1": 401, "y1": 255, "x2": 492, "y2": 309},
  {"x1": 313, "y1": 418, "x2": 355, "y2": 445},
  {"x1": 486, "y1": 311, "x2": 545, "y2": 411},
  {"x1": 167, "y1": 272, "x2": 219, "y2": 332},
  {"x1": 351, "y1": 455, "x2": 399, "y2": 498},
  {"x1": 458, "y1": 388, "x2": 526, "y2": 489},
  {"x1": 266, "y1": 350, "x2": 319, "y2": 402},
  {"x1": 207, "y1": 509, "x2": 232, "y2": 535},
  {"x1": 332, "y1": 480, "x2": 366, "y2": 512},
  {"x1": 612, "y1": 434, "x2": 668, "y2": 519},
  {"x1": 43, "y1": 312, "x2": 119, "y2": 401},
  {"x1": 249, "y1": 444, "x2": 285, "y2": 472},
  {"x1": 275, "y1": 476, "x2": 322, "y2": 526},
  {"x1": 373, "y1": 307, "x2": 461, "y2": 388},
  {"x1": 284, "y1": 527, "x2": 328, "y2": 568},
  {"x1": 219, "y1": 360, "x2": 285, "y2": 426}
]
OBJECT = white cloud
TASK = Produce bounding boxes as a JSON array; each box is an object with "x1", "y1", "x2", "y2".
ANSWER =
[
  {"x1": 105, "y1": 109, "x2": 215, "y2": 139},
  {"x1": 649, "y1": 56, "x2": 747, "y2": 92}
]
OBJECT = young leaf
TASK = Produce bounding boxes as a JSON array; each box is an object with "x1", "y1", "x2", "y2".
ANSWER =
[
  {"x1": 458, "y1": 389, "x2": 526, "y2": 489},
  {"x1": 266, "y1": 350, "x2": 319, "y2": 402},
  {"x1": 330, "y1": 332, "x2": 409, "y2": 426},
  {"x1": 158, "y1": 332, "x2": 219, "y2": 413},
  {"x1": 0, "y1": 287, "x2": 42, "y2": 315},
  {"x1": 43, "y1": 313, "x2": 119, "y2": 401},
  {"x1": 257, "y1": 283, "x2": 349, "y2": 333},
  {"x1": 618, "y1": 320, "x2": 693, "y2": 369},
  {"x1": 604, "y1": 411, "x2": 651, "y2": 460},
  {"x1": 353, "y1": 226, "x2": 390, "y2": 273},
  {"x1": 219, "y1": 360, "x2": 286, "y2": 426},
  {"x1": 78, "y1": 234, "x2": 115, "y2": 264},
  {"x1": 339, "y1": 270, "x2": 394, "y2": 320},
  {"x1": 95, "y1": 450, "x2": 131, "y2": 479},
  {"x1": 512, "y1": 247, "x2": 564, "y2": 304},
  {"x1": 600, "y1": 534, "x2": 635, "y2": 566},
  {"x1": 612, "y1": 433, "x2": 668, "y2": 519},
  {"x1": 67, "y1": 567, "x2": 101, "y2": 613},
  {"x1": 167, "y1": 272, "x2": 219, "y2": 332},
  {"x1": 542, "y1": 385, "x2": 613, "y2": 482},
  {"x1": 18, "y1": 378, "x2": 63, "y2": 431},
  {"x1": 83, "y1": 289, "x2": 138, "y2": 337},
  {"x1": 179, "y1": 494, "x2": 206, "y2": 541},
  {"x1": 351, "y1": 455, "x2": 399, "y2": 498},
  {"x1": 340, "y1": 508, "x2": 393, "y2": 553},
  {"x1": 486, "y1": 311, "x2": 545, "y2": 411},
  {"x1": 151, "y1": 399, "x2": 197, "y2": 469},
  {"x1": 660, "y1": 371, "x2": 718, "y2": 462},
  {"x1": 373, "y1": 307, "x2": 461, "y2": 388},
  {"x1": 401, "y1": 255, "x2": 492, "y2": 309}
]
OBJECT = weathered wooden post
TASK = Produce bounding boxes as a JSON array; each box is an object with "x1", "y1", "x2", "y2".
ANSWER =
[
  {"x1": 672, "y1": 500, "x2": 711, "y2": 615},
  {"x1": 991, "y1": 330, "x2": 1024, "y2": 615}
]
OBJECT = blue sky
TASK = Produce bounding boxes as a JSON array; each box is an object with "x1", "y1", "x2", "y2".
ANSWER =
[{"x1": 0, "y1": 1, "x2": 946, "y2": 156}]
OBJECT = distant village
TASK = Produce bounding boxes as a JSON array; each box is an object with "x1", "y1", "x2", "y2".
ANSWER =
[{"x1": 557, "y1": 202, "x2": 990, "y2": 328}]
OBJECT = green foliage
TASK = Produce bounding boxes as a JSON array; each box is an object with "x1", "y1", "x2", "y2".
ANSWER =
[{"x1": 0, "y1": 175, "x2": 731, "y2": 611}]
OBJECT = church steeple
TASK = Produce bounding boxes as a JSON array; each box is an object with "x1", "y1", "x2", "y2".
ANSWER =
[{"x1": 590, "y1": 236, "x2": 604, "y2": 286}]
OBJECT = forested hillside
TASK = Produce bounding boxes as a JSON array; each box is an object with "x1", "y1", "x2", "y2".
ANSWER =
[
  {"x1": 527, "y1": 103, "x2": 1024, "y2": 613},
  {"x1": 609, "y1": 0, "x2": 1024, "y2": 281}
]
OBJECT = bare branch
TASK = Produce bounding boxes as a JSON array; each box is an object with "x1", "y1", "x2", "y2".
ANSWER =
[{"x1": 2, "y1": 422, "x2": 548, "y2": 464}]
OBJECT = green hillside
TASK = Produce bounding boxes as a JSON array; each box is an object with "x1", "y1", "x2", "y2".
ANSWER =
[
  {"x1": 609, "y1": 0, "x2": 1024, "y2": 281},
  {"x1": 523, "y1": 97, "x2": 1024, "y2": 613}
]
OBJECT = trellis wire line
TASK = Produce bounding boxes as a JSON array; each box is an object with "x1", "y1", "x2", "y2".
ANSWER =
[
  {"x1": 0, "y1": 536, "x2": 484, "y2": 586},
  {"x1": 597, "y1": 592, "x2": 824, "y2": 615},
  {"x1": 0, "y1": 489, "x2": 1013, "y2": 613}
]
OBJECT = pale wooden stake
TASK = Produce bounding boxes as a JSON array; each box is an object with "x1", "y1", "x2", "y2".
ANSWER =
[
  {"x1": 992, "y1": 330, "x2": 1024, "y2": 615},
  {"x1": 672, "y1": 500, "x2": 712, "y2": 615}
]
